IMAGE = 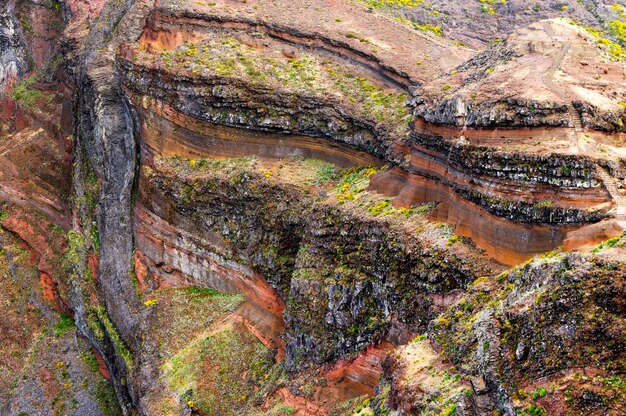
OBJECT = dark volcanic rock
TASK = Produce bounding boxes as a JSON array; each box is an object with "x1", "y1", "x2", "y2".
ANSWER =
[{"x1": 0, "y1": 0, "x2": 31, "y2": 93}]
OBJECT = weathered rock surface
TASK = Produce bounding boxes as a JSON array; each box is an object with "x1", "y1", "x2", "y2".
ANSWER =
[
  {"x1": 0, "y1": 0, "x2": 625, "y2": 415},
  {"x1": 413, "y1": 19, "x2": 626, "y2": 133},
  {"x1": 0, "y1": 0, "x2": 31, "y2": 94}
]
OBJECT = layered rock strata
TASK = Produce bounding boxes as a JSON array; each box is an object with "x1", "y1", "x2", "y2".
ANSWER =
[{"x1": 0, "y1": 0, "x2": 624, "y2": 415}]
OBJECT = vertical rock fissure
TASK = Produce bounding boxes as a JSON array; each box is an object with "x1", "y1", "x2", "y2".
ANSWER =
[
  {"x1": 70, "y1": 0, "x2": 145, "y2": 412},
  {"x1": 70, "y1": 134, "x2": 137, "y2": 413}
]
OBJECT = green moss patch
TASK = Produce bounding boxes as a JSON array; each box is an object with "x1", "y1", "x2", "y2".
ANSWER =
[
  {"x1": 52, "y1": 314, "x2": 76, "y2": 336},
  {"x1": 11, "y1": 77, "x2": 56, "y2": 108}
]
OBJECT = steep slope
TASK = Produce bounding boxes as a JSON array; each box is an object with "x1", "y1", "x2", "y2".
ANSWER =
[
  {"x1": 357, "y1": 0, "x2": 625, "y2": 50},
  {"x1": 369, "y1": 236, "x2": 626, "y2": 416},
  {"x1": 0, "y1": 0, "x2": 30, "y2": 95},
  {"x1": 0, "y1": 0, "x2": 624, "y2": 415},
  {"x1": 0, "y1": 0, "x2": 123, "y2": 414}
]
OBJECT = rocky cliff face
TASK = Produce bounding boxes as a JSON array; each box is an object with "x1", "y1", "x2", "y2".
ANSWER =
[
  {"x1": 139, "y1": 157, "x2": 493, "y2": 369},
  {"x1": 0, "y1": 0, "x2": 31, "y2": 94},
  {"x1": 412, "y1": 19, "x2": 626, "y2": 133},
  {"x1": 370, "y1": 244, "x2": 626, "y2": 416},
  {"x1": 0, "y1": 1, "x2": 624, "y2": 415}
]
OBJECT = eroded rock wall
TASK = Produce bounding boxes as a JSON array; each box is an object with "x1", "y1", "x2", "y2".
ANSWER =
[
  {"x1": 1, "y1": 1, "x2": 623, "y2": 414},
  {"x1": 137, "y1": 156, "x2": 494, "y2": 373},
  {"x1": 0, "y1": 0, "x2": 31, "y2": 94},
  {"x1": 69, "y1": 0, "x2": 155, "y2": 412}
]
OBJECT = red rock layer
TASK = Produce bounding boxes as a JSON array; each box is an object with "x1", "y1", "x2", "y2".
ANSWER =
[
  {"x1": 0, "y1": 209, "x2": 70, "y2": 314},
  {"x1": 323, "y1": 341, "x2": 395, "y2": 390},
  {"x1": 131, "y1": 95, "x2": 620, "y2": 265},
  {"x1": 134, "y1": 205, "x2": 286, "y2": 356},
  {"x1": 132, "y1": 94, "x2": 383, "y2": 168},
  {"x1": 370, "y1": 168, "x2": 577, "y2": 265},
  {"x1": 403, "y1": 141, "x2": 608, "y2": 208}
]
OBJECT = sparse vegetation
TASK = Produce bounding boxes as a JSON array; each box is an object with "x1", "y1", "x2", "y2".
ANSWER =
[
  {"x1": 11, "y1": 77, "x2": 43, "y2": 107},
  {"x1": 52, "y1": 314, "x2": 76, "y2": 336},
  {"x1": 93, "y1": 381, "x2": 123, "y2": 416},
  {"x1": 157, "y1": 38, "x2": 411, "y2": 128},
  {"x1": 357, "y1": 0, "x2": 425, "y2": 11},
  {"x1": 80, "y1": 348, "x2": 100, "y2": 373},
  {"x1": 533, "y1": 199, "x2": 554, "y2": 209},
  {"x1": 64, "y1": 230, "x2": 86, "y2": 270},
  {"x1": 569, "y1": 19, "x2": 626, "y2": 61},
  {"x1": 592, "y1": 232, "x2": 626, "y2": 252},
  {"x1": 348, "y1": 1, "x2": 447, "y2": 37},
  {"x1": 267, "y1": 403, "x2": 296, "y2": 416},
  {"x1": 530, "y1": 386, "x2": 547, "y2": 400},
  {"x1": 368, "y1": 198, "x2": 392, "y2": 216},
  {"x1": 162, "y1": 323, "x2": 271, "y2": 415},
  {"x1": 86, "y1": 306, "x2": 134, "y2": 370},
  {"x1": 608, "y1": 19, "x2": 626, "y2": 44}
]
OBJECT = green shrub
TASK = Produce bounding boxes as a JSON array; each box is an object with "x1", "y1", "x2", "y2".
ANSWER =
[
  {"x1": 11, "y1": 78, "x2": 43, "y2": 107},
  {"x1": 368, "y1": 199, "x2": 392, "y2": 216},
  {"x1": 357, "y1": 0, "x2": 425, "y2": 11},
  {"x1": 530, "y1": 387, "x2": 547, "y2": 400},
  {"x1": 53, "y1": 314, "x2": 76, "y2": 336}
]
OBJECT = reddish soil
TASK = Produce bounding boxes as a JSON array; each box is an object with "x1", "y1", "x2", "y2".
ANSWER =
[
  {"x1": 64, "y1": 0, "x2": 108, "y2": 41},
  {"x1": 272, "y1": 388, "x2": 328, "y2": 416},
  {"x1": 0, "y1": 215, "x2": 65, "y2": 279},
  {"x1": 88, "y1": 254, "x2": 99, "y2": 283},
  {"x1": 133, "y1": 251, "x2": 151, "y2": 292},
  {"x1": 39, "y1": 366, "x2": 62, "y2": 406},
  {"x1": 153, "y1": 0, "x2": 473, "y2": 85}
]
